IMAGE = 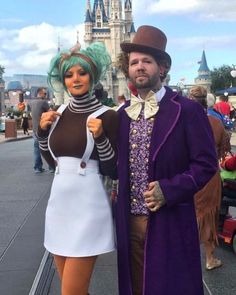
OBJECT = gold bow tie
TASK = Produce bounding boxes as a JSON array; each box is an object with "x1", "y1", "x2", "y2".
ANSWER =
[{"x1": 125, "y1": 91, "x2": 159, "y2": 120}]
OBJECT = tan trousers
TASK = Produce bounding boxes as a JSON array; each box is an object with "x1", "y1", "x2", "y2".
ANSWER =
[{"x1": 129, "y1": 215, "x2": 148, "y2": 295}]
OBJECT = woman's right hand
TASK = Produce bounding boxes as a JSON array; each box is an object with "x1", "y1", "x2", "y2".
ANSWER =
[{"x1": 40, "y1": 111, "x2": 61, "y2": 130}]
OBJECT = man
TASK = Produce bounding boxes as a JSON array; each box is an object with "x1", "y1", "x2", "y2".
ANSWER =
[
  {"x1": 115, "y1": 25, "x2": 218, "y2": 295},
  {"x1": 29, "y1": 87, "x2": 51, "y2": 173},
  {"x1": 214, "y1": 95, "x2": 231, "y2": 116}
]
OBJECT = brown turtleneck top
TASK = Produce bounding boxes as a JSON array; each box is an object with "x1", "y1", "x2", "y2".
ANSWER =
[{"x1": 37, "y1": 92, "x2": 119, "y2": 178}]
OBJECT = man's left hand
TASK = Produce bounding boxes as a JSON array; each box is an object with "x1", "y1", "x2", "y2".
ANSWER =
[{"x1": 143, "y1": 181, "x2": 166, "y2": 212}]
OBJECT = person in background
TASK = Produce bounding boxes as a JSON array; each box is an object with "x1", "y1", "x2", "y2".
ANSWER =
[
  {"x1": 37, "y1": 41, "x2": 118, "y2": 295},
  {"x1": 207, "y1": 93, "x2": 225, "y2": 124},
  {"x1": 214, "y1": 95, "x2": 231, "y2": 116},
  {"x1": 189, "y1": 85, "x2": 231, "y2": 270},
  {"x1": 115, "y1": 25, "x2": 217, "y2": 295},
  {"x1": 29, "y1": 87, "x2": 51, "y2": 173},
  {"x1": 21, "y1": 112, "x2": 30, "y2": 135},
  {"x1": 220, "y1": 153, "x2": 236, "y2": 199}
]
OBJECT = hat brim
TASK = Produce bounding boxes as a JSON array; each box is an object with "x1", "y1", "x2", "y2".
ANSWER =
[{"x1": 121, "y1": 43, "x2": 171, "y2": 67}]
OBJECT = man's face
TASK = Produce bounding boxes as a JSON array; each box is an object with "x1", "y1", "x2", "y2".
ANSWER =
[
  {"x1": 38, "y1": 89, "x2": 47, "y2": 98},
  {"x1": 128, "y1": 52, "x2": 161, "y2": 91}
]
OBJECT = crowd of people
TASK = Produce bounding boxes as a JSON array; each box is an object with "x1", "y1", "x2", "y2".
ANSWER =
[{"x1": 11, "y1": 24, "x2": 235, "y2": 295}]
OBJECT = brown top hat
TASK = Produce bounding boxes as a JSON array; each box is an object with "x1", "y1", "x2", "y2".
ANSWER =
[{"x1": 121, "y1": 25, "x2": 171, "y2": 66}]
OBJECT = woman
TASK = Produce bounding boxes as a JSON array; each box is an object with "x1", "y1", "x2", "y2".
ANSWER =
[
  {"x1": 21, "y1": 112, "x2": 30, "y2": 135},
  {"x1": 189, "y1": 86, "x2": 231, "y2": 270},
  {"x1": 37, "y1": 42, "x2": 118, "y2": 294}
]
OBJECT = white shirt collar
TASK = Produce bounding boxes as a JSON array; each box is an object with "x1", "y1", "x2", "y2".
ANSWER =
[
  {"x1": 155, "y1": 86, "x2": 166, "y2": 102},
  {"x1": 137, "y1": 86, "x2": 166, "y2": 103}
]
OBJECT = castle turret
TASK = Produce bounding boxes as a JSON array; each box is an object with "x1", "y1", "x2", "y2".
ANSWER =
[
  {"x1": 109, "y1": 0, "x2": 123, "y2": 63},
  {"x1": 83, "y1": 1, "x2": 135, "y2": 99},
  {"x1": 104, "y1": 0, "x2": 110, "y2": 18},
  {"x1": 124, "y1": 0, "x2": 132, "y2": 35},
  {"x1": 92, "y1": 0, "x2": 108, "y2": 26},
  {"x1": 195, "y1": 50, "x2": 211, "y2": 91},
  {"x1": 84, "y1": 0, "x2": 93, "y2": 44}
]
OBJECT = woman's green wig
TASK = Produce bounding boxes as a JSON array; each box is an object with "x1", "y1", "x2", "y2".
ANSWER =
[{"x1": 48, "y1": 41, "x2": 111, "y2": 94}]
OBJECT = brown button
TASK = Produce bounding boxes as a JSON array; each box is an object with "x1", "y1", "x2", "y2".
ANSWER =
[{"x1": 80, "y1": 161, "x2": 86, "y2": 168}]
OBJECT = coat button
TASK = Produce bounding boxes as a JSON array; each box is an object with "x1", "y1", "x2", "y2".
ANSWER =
[{"x1": 80, "y1": 161, "x2": 86, "y2": 168}]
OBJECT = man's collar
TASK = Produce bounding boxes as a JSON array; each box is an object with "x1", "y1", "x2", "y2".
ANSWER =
[{"x1": 137, "y1": 86, "x2": 166, "y2": 103}]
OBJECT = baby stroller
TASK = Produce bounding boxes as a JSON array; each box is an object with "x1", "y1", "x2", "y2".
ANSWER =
[{"x1": 218, "y1": 179, "x2": 236, "y2": 254}]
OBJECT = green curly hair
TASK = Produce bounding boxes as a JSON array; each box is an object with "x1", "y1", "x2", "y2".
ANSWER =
[{"x1": 48, "y1": 42, "x2": 111, "y2": 94}]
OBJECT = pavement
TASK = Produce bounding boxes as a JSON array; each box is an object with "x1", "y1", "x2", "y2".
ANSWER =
[
  {"x1": 1, "y1": 128, "x2": 236, "y2": 147},
  {"x1": 0, "y1": 129, "x2": 33, "y2": 144}
]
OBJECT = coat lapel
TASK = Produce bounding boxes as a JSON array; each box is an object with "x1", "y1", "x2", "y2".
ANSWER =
[{"x1": 150, "y1": 88, "x2": 181, "y2": 166}]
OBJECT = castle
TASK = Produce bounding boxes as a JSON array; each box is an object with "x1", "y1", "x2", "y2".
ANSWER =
[{"x1": 84, "y1": 0, "x2": 136, "y2": 99}]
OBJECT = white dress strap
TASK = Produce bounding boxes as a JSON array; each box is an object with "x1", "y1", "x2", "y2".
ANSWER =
[
  {"x1": 48, "y1": 104, "x2": 67, "y2": 173},
  {"x1": 78, "y1": 106, "x2": 110, "y2": 175}
]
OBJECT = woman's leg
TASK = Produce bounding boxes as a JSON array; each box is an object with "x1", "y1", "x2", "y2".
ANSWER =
[
  {"x1": 61, "y1": 256, "x2": 97, "y2": 295},
  {"x1": 53, "y1": 255, "x2": 66, "y2": 280}
]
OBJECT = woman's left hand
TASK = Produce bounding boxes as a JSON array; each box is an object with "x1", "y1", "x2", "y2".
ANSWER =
[{"x1": 87, "y1": 118, "x2": 103, "y2": 138}]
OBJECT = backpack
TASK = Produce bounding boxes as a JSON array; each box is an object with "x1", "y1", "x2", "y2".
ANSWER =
[{"x1": 222, "y1": 115, "x2": 235, "y2": 130}]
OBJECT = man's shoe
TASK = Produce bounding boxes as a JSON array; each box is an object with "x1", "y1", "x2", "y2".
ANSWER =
[{"x1": 34, "y1": 168, "x2": 45, "y2": 173}]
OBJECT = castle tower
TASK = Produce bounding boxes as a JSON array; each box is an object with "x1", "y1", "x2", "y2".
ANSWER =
[
  {"x1": 84, "y1": 0, "x2": 135, "y2": 99},
  {"x1": 84, "y1": 0, "x2": 93, "y2": 43},
  {"x1": 124, "y1": 0, "x2": 132, "y2": 35},
  {"x1": 104, "y1": 0, "x2": 110, "y2": 17},
  {"x1": 109, "y1": 0, "x2": 123, "y2": 63},
  {"x1": 195, "y1": 50, "x2": 211, "y2": 91}
]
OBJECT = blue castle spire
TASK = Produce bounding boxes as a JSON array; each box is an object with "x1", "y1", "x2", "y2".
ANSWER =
[
  {"x1": 91, "y1": 0, "x2": 108, "y2": 22},
  {"x1": 198, "y1": 50, "x2": 210, "y2": 72},
  {"x1": 195, "y1": 50, "x2": 211, "y2": 90}
]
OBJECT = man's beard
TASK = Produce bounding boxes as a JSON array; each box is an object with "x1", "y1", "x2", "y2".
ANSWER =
[{"x1": 130, "y1": 74, "x2": 159, "y2": 90}]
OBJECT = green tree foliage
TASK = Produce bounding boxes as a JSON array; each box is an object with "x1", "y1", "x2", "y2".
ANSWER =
[
  {"x1": 0, "y1": 65, "x2": 5, "y2": 82},
  {"x1": 211, "y1": 65, "x2": 236, "y2": 93}
]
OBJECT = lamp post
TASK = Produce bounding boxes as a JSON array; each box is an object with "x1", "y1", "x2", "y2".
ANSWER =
[{"x1": 230, "y1": 65, "x2": 236, "y2": 86}]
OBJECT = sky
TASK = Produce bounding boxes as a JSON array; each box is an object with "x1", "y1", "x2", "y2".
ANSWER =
[{"x1": 0, "y1": 0, "x2": 236, "y2": 86}]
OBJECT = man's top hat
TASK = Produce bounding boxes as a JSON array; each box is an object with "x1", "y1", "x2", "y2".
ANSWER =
[{"x1": 121, "y1": 25, "x2": 171, "y2": 66}]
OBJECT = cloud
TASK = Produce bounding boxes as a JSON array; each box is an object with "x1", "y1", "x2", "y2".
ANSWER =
[
  {"x1": 0, "y1": 18, "x2": 24, "y2": 24},
  {"x1": 170, "y1": 35, "x2": 236, "y2": 50},
  {"x1": 132, "y1": 0, "x2": 236, "y2": 21},
  {"x1": 0, "y1": 22, "x2": 85, "y2": 76}
]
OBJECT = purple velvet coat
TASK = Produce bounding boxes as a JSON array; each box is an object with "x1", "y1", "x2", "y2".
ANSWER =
[{"x1": 115, "y1": 87, "x2": 218, "y2": 295}]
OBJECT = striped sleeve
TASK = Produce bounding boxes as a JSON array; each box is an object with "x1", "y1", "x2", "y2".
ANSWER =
[
  {"x1": 95, "y1": 137, "x2": 115, "y2": 161},
  {"x1": 38, "y1": 137, "x2": 49, "y2": 151}
]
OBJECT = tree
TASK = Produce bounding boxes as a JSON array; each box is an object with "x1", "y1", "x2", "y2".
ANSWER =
[
  {"x1": 211, "y1": 64, "x2": 236, "y2": 93},
  {"x1": 0, "y1": 65, "x2": 5, "y2": 82}
]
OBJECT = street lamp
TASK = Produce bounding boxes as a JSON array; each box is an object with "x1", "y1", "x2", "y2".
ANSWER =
[{"x1": 230, "y1": 65, "x2": 236, "y2": 88}]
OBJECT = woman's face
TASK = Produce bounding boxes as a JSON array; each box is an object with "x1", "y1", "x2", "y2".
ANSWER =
[{"x1": 64, "y1": 64, "x2": 90, "y2": 96}]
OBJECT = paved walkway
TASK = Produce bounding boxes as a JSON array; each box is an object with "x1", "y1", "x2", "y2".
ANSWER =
[
  {"x1": 0, "y1": 129, "x2": 33, "y2": 143},
  {"x1": 1, "y1": 129, "x2": 236, "y2": 146}
]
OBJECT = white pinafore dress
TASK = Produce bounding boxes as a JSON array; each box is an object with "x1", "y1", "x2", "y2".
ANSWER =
[{"x1": 44, "y1": 105, "x2": 115, "y2": 257}]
